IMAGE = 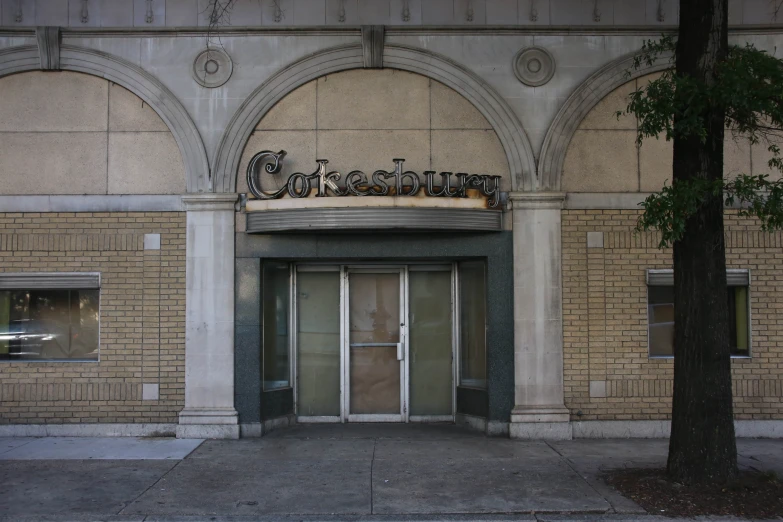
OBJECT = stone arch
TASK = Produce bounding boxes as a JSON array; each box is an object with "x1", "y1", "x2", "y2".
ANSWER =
[
  {"x1": 213, "y1": 44, "x2": 537, "y2": 193},
  {"x1": 538, "y1": 51, "x2": 672, "y2": 191},
  {"x1": 0, "y1": 45, "x2": 209, "y2": 193}
]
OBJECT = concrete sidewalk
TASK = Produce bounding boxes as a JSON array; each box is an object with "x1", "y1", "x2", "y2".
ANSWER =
[{"x1": 0, "y1": 424, "x2": 781, "y2": 522}]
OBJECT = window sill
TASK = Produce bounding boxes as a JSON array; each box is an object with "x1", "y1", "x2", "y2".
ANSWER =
[
  {"x1": 0, "y1": 358, "x2": 99, "y2": 363},
  {"x1": 648, "y1": 355, "x2": 752, "y2": 360}
]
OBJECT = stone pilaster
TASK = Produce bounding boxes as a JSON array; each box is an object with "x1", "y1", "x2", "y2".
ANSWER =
[
  {"x1": 508, "y1": 192, "x2": 571, "y2": 440},
  {"x1": 177, "y1": 194, "x2": 240, "y2": 439}
]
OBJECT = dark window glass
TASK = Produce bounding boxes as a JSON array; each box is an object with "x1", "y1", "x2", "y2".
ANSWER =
[
  {"x1": 459, "y1": 261, "x2": 487, "y2": 388},
  {"x1": 648, "y1": 285, "x2": 749, "y2": 357},
  {"x1": 0, "y1": 289, "x2": 99, "y2": 361},
  {"x1": 262, "y1": 262, "x2": 290, "y2": 390}
]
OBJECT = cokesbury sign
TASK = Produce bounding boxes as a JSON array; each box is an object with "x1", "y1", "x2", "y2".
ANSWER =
[{"x1": 246, "y1": 150, "x2": 502, "y2": 208}]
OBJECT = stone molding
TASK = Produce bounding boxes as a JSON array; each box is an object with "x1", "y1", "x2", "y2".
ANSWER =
[
  {"x1": 361, "y1": 25, "x2": 384, "y2": 68},
  {"x1": 212, "y1": 44, "x2": 536, "y2": 193},
  {"x1": 181, "y1": 193, "x2": 238, "y2": 211},
  {"x1": 0, "y1": 44, "x2": 210, "y2": 194},
  {"x1": 507, "y1": 191, "x2": 565, "y2": 209},
  {"x1": 1, "y1": 420, "x2": 781, "y2": 439},
  {"x1": 35, "y1": 26, "x2": 60, "y2": 70},
  {"x1": 537, "y1": 51, "x2": 672, "y2": 191},
  {"x1": 0, "y1": 195, "x2": 184, "y2": 212},
  {"x1": 0, "y1": 423, "x2": 177, "y2": 438}
]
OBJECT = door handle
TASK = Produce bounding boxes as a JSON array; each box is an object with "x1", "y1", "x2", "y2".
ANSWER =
[{"x1": 396, "y1": 343, "x2": 404, "y2": 361}]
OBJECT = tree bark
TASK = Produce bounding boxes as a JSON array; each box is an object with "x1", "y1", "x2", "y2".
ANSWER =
[{"x1": 668, "y1": 0, "x2": 738, "y2": 484}]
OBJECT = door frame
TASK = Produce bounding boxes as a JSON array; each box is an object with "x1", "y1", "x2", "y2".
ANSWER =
[
  {"x1": 294, "y1": 262, "x2": 456, "y2": 424},
  {"x1": 343, "y1": 266, "x2": 408, "y2": 423}
]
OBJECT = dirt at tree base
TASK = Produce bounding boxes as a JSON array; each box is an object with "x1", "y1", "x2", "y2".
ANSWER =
[{"x1": 604, "y1": 468, "x2": 783, "y2": 519}]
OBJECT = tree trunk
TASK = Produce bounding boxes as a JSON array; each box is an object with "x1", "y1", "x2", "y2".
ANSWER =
[{"x1": 667, "y1": 0, "x2": 738, "y2": 484}]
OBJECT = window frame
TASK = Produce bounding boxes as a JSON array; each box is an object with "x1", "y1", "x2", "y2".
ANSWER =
[
  {"x1": 646, "y1": 269, "x2": 751, "y2": 359},
  {"x1": 456, "y1": 260, "x2": 489, "y2": 390},
  {"x1": 261, "y1": 261, "x2": 294, "y2": 391},
  {"x1": 0, "y1": 272, "x2": 101, "y2": 363}
]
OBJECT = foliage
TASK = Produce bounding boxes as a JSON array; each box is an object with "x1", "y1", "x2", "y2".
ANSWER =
[{"x1": 619, "y1": 35, "x2": 783, "y2": 246}]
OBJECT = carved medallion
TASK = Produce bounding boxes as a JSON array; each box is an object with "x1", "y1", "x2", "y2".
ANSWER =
[
  {"x1": 192, "y1": 48, "x2": 233, "y2": 88},
  {"x1": 513, "y1": 47, "x2": 555, "y2": 87}
]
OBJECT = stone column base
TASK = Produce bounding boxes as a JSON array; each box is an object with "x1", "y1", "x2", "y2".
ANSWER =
[
  {"x1": 509, "y1": 406, "x2": 572, "y2": 440},
  {"x1": 176, "y1": 408, "x2": 240, "y2": 439}
]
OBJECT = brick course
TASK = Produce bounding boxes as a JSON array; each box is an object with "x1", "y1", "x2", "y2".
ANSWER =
[
  {"x1": 0, "y1": 213, "x2": 186, "y2": 424},
  {"x1": 563, "y1": 209, "x2": 783, "y2": 421}
]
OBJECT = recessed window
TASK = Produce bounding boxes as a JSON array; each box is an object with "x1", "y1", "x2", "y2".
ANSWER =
[
  {"x1": 458, "y1": 260, "x2": 487, "y2": 388},
  {"x1": 0, "y1": 274, "x2": 100, "y2": 362},
  {"x1": 262, "y1": 262, "x2": 291, "y2": 390},
  {"x1": 647, "y1": 269, "x2": 750, "y2": 358}
]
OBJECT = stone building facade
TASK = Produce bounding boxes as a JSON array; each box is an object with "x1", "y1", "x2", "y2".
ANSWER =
[{"x1": 0, "y1": 0, "x2": 781, "y2": 439}]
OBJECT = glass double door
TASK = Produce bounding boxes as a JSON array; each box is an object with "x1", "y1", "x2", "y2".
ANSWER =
[{"x1": 296, "y1": 265, "x2": 454, "y2": 423}]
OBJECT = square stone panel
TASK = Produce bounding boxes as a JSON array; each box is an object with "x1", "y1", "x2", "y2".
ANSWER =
[
  {"x1": 133, "y1": 0, "x2": 166, "y2": 26},
  {"x1": 518, "y1": 0, "x2": 551, "y2": 24},
  {"x1": 563, "y1": 130, "x2": 639, "y2": 192},
  {"x1": 358, "y1": 0, "x2": 391, "y2": 24},
  {"x1": 1, "y1": 0, "x2": 35, "y2": 25},
  {"x1": 752, "y1": 137, "x2": 783, "y2": 181},
  {"x1": 109, "y1": 83, "x2": 169, "y2": 132},
  {"x1": 35, "y1": 0, "x2": 69, "y2": 25},
  {"x1": 199, "y1": 0, "x2": 262, "y2": 25},
  {"x1": 108, "y1": 132, "x2": 185, "y2": 194},
  {"x1": 294, "y1": 0, "x2": 326, "y2": 24},
  {"x1": 326, "y1": 0, "x2": 359, "y2": 24},
  {"x1": 455, "y1": 0, "x2": 486, "y2": 24},
  {"x1": 422, "y1": 0, "x2": 455, "y2": 24},
  {"x1": 317, "y1": 69, "x2": 430, "y2": 130},
  {"x1": 238, "y1": 130, "x2": 317, "y2": 194},
  {"x1": 256, "y1": 82, "x2": 316, "y2": 131},
  {"x1": 100, "y1": 0, "x2": 134, "y2": 26},
  {"x1": 389, "y1": 0, "x2": 422, "y2": 24},
  {"x1": 578, "y1": 79, "x2": 637, "y2": 131},
  {"x1": 724, "y1": 136, "x2": 751, "y2": 179},
  {"x1": 0, "y1": 132, "x2": 108, "y2": 195},
  {"x1": 317, "y1": 130, "x2": 430, "y2": 177},
  {"x1": 431, "y1": 81, "x2": 492, "y2": 130},
  {"x1": 431, "y1": 129, "x2": 511, "y2": 191},
  {"x1": 486, "y1": 0, "x2": 518, "y2": 24},
  {"x1": 639, "y1": 135, "x2": 672, "y2": 192},
  {"x1": 164, "y1": 0, "x2": 198, "y2": 26},
  {"x1": 0, "y1": 71, "x2": 108, "y2": 132}
]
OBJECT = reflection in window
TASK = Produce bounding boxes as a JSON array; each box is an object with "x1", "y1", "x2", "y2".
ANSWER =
[
  {"x1": 297, "y1": 271, "x2": 340, "y2": 416},
  {"x1": 262, "y1": 262, "x2": 291, "y2": 390},
  {"x1": 459, "y1": 261, "x2": 487, "y2": 388},
  {"x1": 648, "y1": 285, "x2": 750, "y2": 357},
  {"x1": 0, "y1": 289, "x2": 99, "y2": 361}
]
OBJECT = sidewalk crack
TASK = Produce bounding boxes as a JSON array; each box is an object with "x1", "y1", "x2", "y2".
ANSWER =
[
  {"x1": 0, "y1": 438, "x2": 36, "y2": 457},
  {"x1": 116, "y1": 457, "x2": 185, "y2": 516},
  {"x1": 545, "y1": 440, "x2": 615, "y2": 514},
  {"x1": 370, "y1": 437, "x2": 377, "y2": 515}
]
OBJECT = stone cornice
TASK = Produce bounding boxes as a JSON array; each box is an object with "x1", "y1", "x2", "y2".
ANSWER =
[
  {"x1": 507, "y1": 192, "x2": 565, "y2": 210},
  {"x1": 181, "y1": 193, "x2": 238, "y2": 211},
  {"x1": 3, "y1": 26, "x2": 783, "y2": 39}
]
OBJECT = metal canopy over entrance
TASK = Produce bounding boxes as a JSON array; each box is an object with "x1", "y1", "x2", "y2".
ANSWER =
[{"x1": 292, "y1": 264, "x2": 458, "y2": 423}]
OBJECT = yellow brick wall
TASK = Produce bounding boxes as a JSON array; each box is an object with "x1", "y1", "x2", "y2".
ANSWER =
[
  {"x1": 563, "y1": 209, "x2": 783, "y2": 421},
  {"x1": 0, "y1": 212, "x2": 186, "y2": 424}
]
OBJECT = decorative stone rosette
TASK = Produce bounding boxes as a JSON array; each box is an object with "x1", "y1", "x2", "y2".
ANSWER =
[
  {"x1": 192, "y1": 48, "x2": 233, "y2": 88},
  {"x1": 513, "y1": 47, "x2": 555, "y2": 87}
]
